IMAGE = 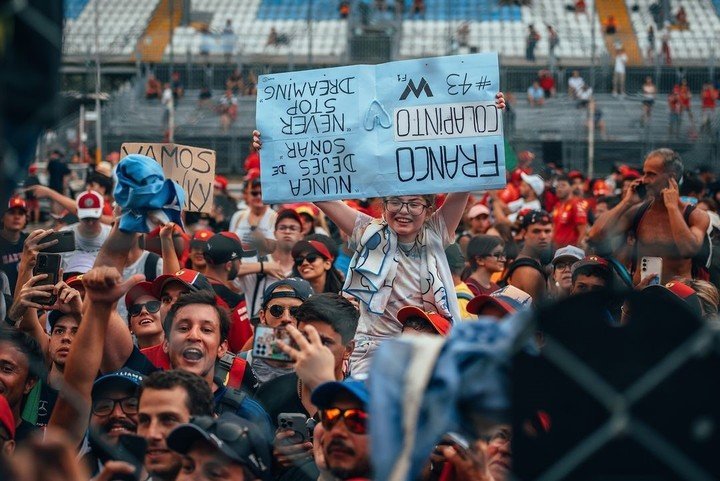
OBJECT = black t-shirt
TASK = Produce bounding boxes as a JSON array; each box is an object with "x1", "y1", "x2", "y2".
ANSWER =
[
  {"x1": 15, "y1": 419, "x2": 39, "y2": 444},
  {"x1": 255, "y1": 373, "x2": 309, "y2": 429},
  {"x1": 36, "y1": 381, "x2": 59, "y2": 429},
  {"x1": 47, "y1": 159, "x2": 70, "y2": 193},
  {"x1": 123, "y1": 346, "x2": 161, "y2": 376},
  {"x1": 0, "y1": 231, "x2": 28, "y2": 295}
]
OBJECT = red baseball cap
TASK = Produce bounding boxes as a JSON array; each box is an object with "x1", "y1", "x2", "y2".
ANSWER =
[
  {"x1": 397, "y1": 306, "x2": 452, "y2": 335},
  {"x1": 76, "y1": 190, "x2": 104, "y2": 219},
  {"x1": 152, "y1": 269, "x2": 212, "y2": 297},
  {"x1": 124, "y1": 281, "x2": 158, "y2": 308},
  {"x1": 190, "y1": 229, "x2": 214, "y2": 249},
  {"x1": 66, "y1": 274, "x2": 84, "y2": 289},
  {"x1": 292, "y1": 240, "x2": 333, "y2": 262},
  {"x1": 214, "y1": 175, "x2": 228, "y2": 191},
  {"x1": 0, "y1": 395, "x2": 15, "y2": 440},
  {"x1": 7, "y1": 196, "x2": 27, "y2": 212}
]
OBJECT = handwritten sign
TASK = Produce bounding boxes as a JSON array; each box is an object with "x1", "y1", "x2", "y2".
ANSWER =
[
  {"x1": 256, "y1": 53, "x2": 505, "y2": 204},
  {"x1": 120, "y1": 143, "x2": 216, "y2": 213}
]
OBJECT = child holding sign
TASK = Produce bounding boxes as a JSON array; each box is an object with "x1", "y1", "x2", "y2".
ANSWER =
[{"x1": 252, "y1": 92, "x2": 505, "y2": 373}]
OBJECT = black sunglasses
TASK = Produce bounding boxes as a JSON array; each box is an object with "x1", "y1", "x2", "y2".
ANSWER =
[
  {"x1": 294, "y1": 253, "x2": 321, "y2": 266},
  {"x1": 129, "y1": 300, "x2": 161, "y2": 317},
  {"x1": 267, "y1": 304, "x2": 301, "y2": 318},
  {"x1": 250, "y1": 190, "x2": 262, "y2": 197}
]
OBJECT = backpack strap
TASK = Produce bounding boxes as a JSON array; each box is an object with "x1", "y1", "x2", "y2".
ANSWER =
[
  {"x1": 215, "y1": 387, "x2": 248, "y2": 416},
  {"x1": 629, "y1": 201, "x2": 652, "y2": 276},
  {"x1": 143, "y1": 252, "x2": 161, "y2": 282}
]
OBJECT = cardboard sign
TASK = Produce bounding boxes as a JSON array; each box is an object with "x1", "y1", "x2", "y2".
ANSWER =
[
  {"x1": 120, "y1": 143, "x2": 216, "y2": 213},
  {"x1": 256, "y1": 53, "x2": 505, "y2": 204}
]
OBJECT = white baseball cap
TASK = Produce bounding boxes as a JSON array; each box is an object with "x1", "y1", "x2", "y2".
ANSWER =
[
  {"x1": 521, "y1": 172, "x2": 545, "y2": 197},
  {"x1": 467, "y1": 203, "x2": 490, "y2": 219},
  {"x1": 551, "y1": 245, "x2": 585, "y2": 265},
  {"x1": 76, "y1": 190, "x2": 104, "y2": 219}
]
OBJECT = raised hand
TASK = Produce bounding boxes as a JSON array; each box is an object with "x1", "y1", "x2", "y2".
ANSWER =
[
  {"x1": 81, "y1": 267, "x2": 144, "y2": 306},
  {"x1": 276, "y1": 324, "x2": 335, "y2": 390}
]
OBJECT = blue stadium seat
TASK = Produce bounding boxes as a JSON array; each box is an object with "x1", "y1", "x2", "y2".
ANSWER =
[{"x1": 65, "y1": 0, "x2": 90, "y2": 20}]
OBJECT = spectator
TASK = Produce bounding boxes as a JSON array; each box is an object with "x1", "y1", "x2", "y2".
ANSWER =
[
  {"x1": 674, "y1": 78, "x2": 695, "y2": 132},
  {"x1": 570, "y1": 256, "x2": 613, "y2": 295},
  {"x1": 575, "y1": 0, "x2": 586, "y2": 14},
  {"x1": 646, "y1": 25, "x2": 656, "y2": 61},
  {"x1": 444, "y1": 243, "x2": 474, "y2": 320},
  {"x1": 198, "y1": 85, "x2": 213, "y2": 109},
  {"x1": 226, "y1": 68, "x2": 243, "y2": 94},
  {"x1": 291, "y1": 240, "x2": 344, "y2": 294},
  {"x1": 456, "y1": 203, "x2": 500, "y2": 255},
  {"x1": 493, "y1": 173, "x2": 544, "y2": 224},
  {"x1": 587, "y1": 99, "x2": 608, "y2": 140},
  {"x1": 166, "y1": 413, "x2": 271, "y2": 481},
  {"x1": 229, "y1": 176, "x2": 277, "y2": 256},
  {"x1": 588, "y1": 149, "x2": 710, "y2": 284},
  {"x1": 700, "y1": 82, "x2": 718, "y2": 134},
  {"x1": 464, "y1": 234, "x2": 505, "y2": 296},
  {"x1": 46, "y1": 149, "x2": 70, "y2": 196},
  {"x1": 527, "y1": 80, "x2": 545, "y2": 107},
  {"x1": 552, "y1": 174, "x2": 588, "y2": 247},
  {"x1": 668, "y1": 88, "x2": 682, "y2": 137},
  {"x1": 549, "y1": 245, "x2": 585, "y2": 298},
  {"x1": 576, "y1": 83, "x2": 593, "y2": 108},
  {"x1": 266, "y1": 27, "x2": 289, "y2": 47},
  {"x1": 339, "y1": 1, "x2": 351, "y2": 18},
  {"x1": 124, "y1": 282, "x2": 163, "y2": 350},
  {"x1": 661, "y1": 28, "x2": 671, "y2": 65},
  {"x1": 61, "y1": 191, "x2": 111, "y2": 271},
  {"x1": 457, "y1": 22, "x2": 470, "y2": 47},
  {"x1": 145, "y1": 74, "x2": 162, "y2": 100},
  {"x1": 612, "y1": 46, "x2": 628, "y2": 97},
  {"x1": 398, "y1": 306, "x2": 451, "y2": 335},
  {"x1": 0, "y1": 395, "x2": 15, "y2": 456},
  {"x1": 605, "y1": 15, "x2": 617, "y2": 34},
  {"x1": 218, "y1": 89, "x2": 238, "y2": 132},
  {"x1": 221, "y1": 18, "x2": 235, "y2": 63},
  {"x1": 568, "y1": 70, "x2": 585, "y2": 99},
  {"x1": 466, "y1": 284, "x2": 532, "y2": 320},
  {"x1": 171, "y1": 72, "x2": 184, "y2": 102},
  {"x1": 503, "y1": 210, "x2": 553, "y2": 301},
  {"x1": 161, "y1": 82, "x2": 173, "y2": 134},
  {"x1": 641, "y1": 76, "x2": 657, "y2": 125},
  {"x1": 525, "y1": 24, "x2": 540, "y2": 61},
  {"x1": 674, "y1": 6, "x2": 689, "y2": 29},
  {"x1": 538, "y1": 70, "x2": 556, "y2": 97},
  {"x1": 23, "y1": 165, "x2": 41, "y2": 224},
  {"x1": 0, "y1": 198, "x2": 29, "y2": 294},
  {"x1": 411, "y1": 0, "x2": 425, "y2": 18},
  {"x1": 547, "y1": 25, "x2": 559, "y2": 64}
]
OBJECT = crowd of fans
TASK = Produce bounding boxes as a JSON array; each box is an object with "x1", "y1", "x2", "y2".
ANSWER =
[{"x1": 1, "y1": 89, "x2": 719, "y2": 481}]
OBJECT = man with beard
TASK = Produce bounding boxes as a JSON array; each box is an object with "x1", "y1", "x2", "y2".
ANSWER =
[
  {"x1": 311, "y1": 379, "x2": 371, "y2": 480},
  {"x1": 203, "y1": 232, "x2": 253, "y2": 352},
  {"x1": 552, "y1": 175, "x2": 588, "y2": 248},
  {"x1": 137, "y1": 370, "x2": 214, "y2": 481},
  {"x1": 504, "y1": 211, "x2": 553, "y2": 302}
]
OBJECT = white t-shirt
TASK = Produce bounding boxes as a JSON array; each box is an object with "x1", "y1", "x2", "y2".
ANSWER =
[
  {"x1": 568, "y1": 76, "x2": 585, "y2": 93},
  {"x1": 229, "y1": 208, "x2": 277, "y2": 251},
  {"x1": 60, "y1": 223, "x2": 112, "y2": 270},
  {"x1": 614, "y1": 53, "x2": 628, "y2": 74},
  {"x1": 507, "y1": 198, "x2": 542, "y2": 222},
  {"x1": 117, "y1": 251, "x2": 164, "y2": 321}
]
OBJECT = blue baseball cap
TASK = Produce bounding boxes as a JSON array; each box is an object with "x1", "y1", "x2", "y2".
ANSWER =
[
  {"x1": 262, "y1": 278, "x2": 314, "y2": 306},
  {"x1": 311, "y1": 379, "x2": 369, "y2": 409},
  {"x1": 91, "y1": 368, "x2": 145, "y2": 399}
]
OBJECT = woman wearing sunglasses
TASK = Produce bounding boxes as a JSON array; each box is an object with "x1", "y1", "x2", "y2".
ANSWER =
[
  {"x1": 124, "y1": 282, "x2": 164, "y2": 350},
  {"x1": 464, "y1": 235, "x2": 506, "y2": 296},
  {"x1": 291, "y1": 240, "x2": 344, "y2": 294}
]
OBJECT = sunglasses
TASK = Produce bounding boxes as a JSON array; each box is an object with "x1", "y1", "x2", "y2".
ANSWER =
[
  {"x1": 129, "y1": 300, "x2": 161, "y2": 317},
  {"x1": 250, "y1": 191, "x2": 262, "y2": 197},
  {"x1": 267, "y1": 304, "x2": 300, "y2": 318},
  {"x1": 294, "y1": 253, "x2": 321, "y2": 266},
  {"x1": 92, "y1": 396, "x2": 139, "y2": 416},
  {"x1": 320, "y1": 408, "x2": 368, "y2": 435}
]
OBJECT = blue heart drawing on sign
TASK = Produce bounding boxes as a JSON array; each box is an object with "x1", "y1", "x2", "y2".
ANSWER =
[{"x1": 363, "y1": 99, "x2": 392, "y2": 131}]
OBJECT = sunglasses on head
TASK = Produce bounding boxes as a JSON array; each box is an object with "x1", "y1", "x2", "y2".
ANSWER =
[
  {"x1": 320, "y1": 408, "x2": 368, "y2": 435},
  {"x1": 129, "y1": 300, "x2": 161, "y2": 317},
  {"x1": 294, "y1": 253, "x2": 321, "y2": 266},
  {"x1": 267, "y1": 304, "x2": 300, "y2": 318}
]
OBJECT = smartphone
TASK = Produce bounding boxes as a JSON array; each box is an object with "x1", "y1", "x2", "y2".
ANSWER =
[
  {"x1": 640, "y1": 256, "x2": 662, "y2": 285},
  {"x1": 32, "y1": 253, "x2": 61, "y2": 305},
  {"x1": 252, "y1": 325, "x2": 293, "y2": 363},
  {"x1": 635, "y1": 183, "x2": 647, "y2": 199},
  {"x1": 39, "y1": 231, "x2": 76, "y2": 254},
  {"x1": 277, "y1": 413, "x2": 309, "y2": 444},
  {"x1": 111, "y1": 435, "x2": 148, "y2": 481}
]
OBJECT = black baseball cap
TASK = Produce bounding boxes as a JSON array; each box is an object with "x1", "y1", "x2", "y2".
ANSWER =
[
  {"x1": 262, "y1": 278, "x2": 314, "y2": 307},
  {"x1": 167, "y1": 413, "x2": 271, "y2": 481},
  {"x1": 91, "y1": 369, "x2": 145, "y2": 399},
  {"x1": 520, "y1": 210, "x2": 552, "y2": 229},
  {"x1": 204, "y1": 232, "x2": 244, "y2": 264}
]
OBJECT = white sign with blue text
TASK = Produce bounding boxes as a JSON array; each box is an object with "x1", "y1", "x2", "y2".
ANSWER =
[{"x1": 256, "y1": 53, "x2": 505, "y2": 204}]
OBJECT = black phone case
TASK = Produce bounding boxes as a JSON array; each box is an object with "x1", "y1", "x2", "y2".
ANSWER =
[
  {"x1": 32, "y1": 253, "x2": 61, "y2": 305},
  {"x1": 40, "y1": 231, "x2": 76, "y2": 254}
]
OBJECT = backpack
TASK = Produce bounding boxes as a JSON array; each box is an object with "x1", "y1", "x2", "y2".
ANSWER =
[
  {"x1": 214, "y1": 353, "x2": 250, "y2": 415},
  {"x1": 629, "y1": 201, "x2": 712, "y2": 281}
]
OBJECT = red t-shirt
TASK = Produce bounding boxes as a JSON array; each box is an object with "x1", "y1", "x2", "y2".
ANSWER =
[
  {"x1": 140, "y1": 344, "x2": 171, "y2": 370},
  {"x1": 552, "y1": 198, "x2": 587, "y2": 248},
  {"x1": 702, "y1": 88, "x2": 717, "y2": 109}
]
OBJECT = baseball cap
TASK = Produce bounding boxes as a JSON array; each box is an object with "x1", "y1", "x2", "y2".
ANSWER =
[
  {"x1": 311, "y1": 378, "x2": 370, "y2": 409},
  {"x1": 6, "y1": 196, "x2": 27, "y2": 213},
  {"x1": 214, "y1": 175, "x2": 228, "y2": 191},
  {"x1": 571, "y1": 255, "x2": 611, "y2": 275},
  {"x1": 152, "y1": 269, "x2": 213, "y2": 297},
  {"x1": 189, "y1": 229, "x2": 214, "y2": 249},
  {"x1": 76, "y1": 190, "x2": 104, "y2": 219},
  {"x1": 262, "y1": 278, "x2": 314, "y2": 306},
  {"x1": 50, "y1": 210, "x2": 79, "y2": 225},
  {"x1": 552, "y1": 245, "x2": 585, "y2": 265},
  {"x1": 66, "y1": 274, "x2": 84, "y2": 289},
  {"x1": 47, "y1": 310, "x2": 77, "y2": 330},
  {"x1": 295, "y1": 204, "x2": 318, "y2": 219},
  {"x1": 244, "y1": 168, "x2": 261, "y2": 182},
  {"x1": 204, "y1": 232, "x2": 244, "y2": 264},
  {"x1": 397, "y1": 306, "x2": 452, "y2": 335},
  {"x1": 520, "y1": 172, "x2": 545, "y2": 196},
  {"x1": 466, "y1": 285, "x2": 533, "y2": 317},
  {"x1": 0, "y1": 395, "x2": 15, "y2": 440},
  {"x1": 643, "y1": 281, "x2": 703, "y2": 318},
  {"x1": 275, "y1": 208, "x2": 303, "y2": 228},
  {"x1": 520, "y1": 210, "x2": 552, "y2": 229},
  {"x1": 124, "y1": 281, "x2": 157, "y2": 309},
  {"x1": 467, "y1": 203, "x2": 490, "y2": 219},
  {"x1": 167, "y1": 413, "x2": 271, "y2": 481},
  {"x1": 91, "y1": 368, "x2": 144, "y2": 399},
  {"x1": 292, "y1": 240, "x2": 333, "y2": 262},
  {"x1": 568, "y1": 170, "x2": 585, "y2": 181}
]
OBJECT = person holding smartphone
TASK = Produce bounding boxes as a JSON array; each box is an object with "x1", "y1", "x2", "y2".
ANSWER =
[{"x1": 588, "y1": 149, "x2": 709, "y2": 284}]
